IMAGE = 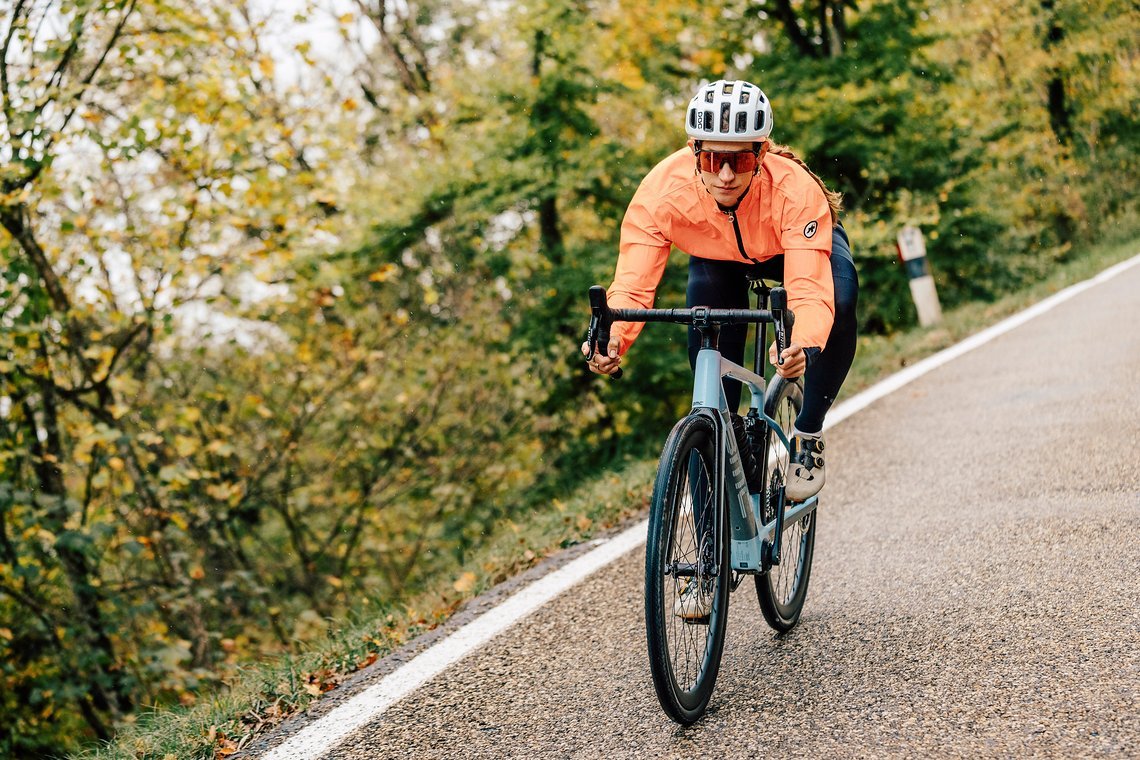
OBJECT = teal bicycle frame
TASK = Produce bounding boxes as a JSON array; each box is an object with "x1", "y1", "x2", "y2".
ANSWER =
[
  {"x1": 585, "y1": 283, "x2": 819, "y2": 578},
  {"x1": 691, "y1": 346, "x2": 819, "y2": 576}
]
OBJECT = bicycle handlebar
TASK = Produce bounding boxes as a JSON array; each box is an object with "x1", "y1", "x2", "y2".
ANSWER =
[{"x1": 585, "y1": 285, "x2": 795, "y2": 380}]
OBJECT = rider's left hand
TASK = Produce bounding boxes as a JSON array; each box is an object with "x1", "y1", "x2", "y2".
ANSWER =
[{"x1": 769, "y1": 341, "x2": 807, "y2": 379}]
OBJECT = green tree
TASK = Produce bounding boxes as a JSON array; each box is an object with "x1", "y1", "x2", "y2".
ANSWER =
[{"x1": 0, "y1": 0, "x2": 344, "y2": 749}]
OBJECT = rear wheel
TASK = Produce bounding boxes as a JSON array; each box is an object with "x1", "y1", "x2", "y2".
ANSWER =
[
  {"x1": 755, "y1": 378, "x2": 817, "y2": 632},
  {"x1": 645, "y1": 413, "x2": 730, "y2": 725}
]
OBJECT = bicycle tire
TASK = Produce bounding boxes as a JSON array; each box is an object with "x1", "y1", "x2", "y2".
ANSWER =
[
  {"x1": 754, "y1": 378, "x2": 817, "y2": 632},
  {"x1": 644, "y1": 413, "x2": 730, "y2": 725}
]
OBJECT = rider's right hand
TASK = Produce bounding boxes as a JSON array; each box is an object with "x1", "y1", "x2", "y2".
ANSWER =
[{"x1": 581, "y1": 336, "x2": 622, "y2": 375}]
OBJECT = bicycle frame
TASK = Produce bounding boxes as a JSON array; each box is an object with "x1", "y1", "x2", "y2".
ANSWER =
[
  {"x1": 691, "y1": 347, "x2": 819, "y2": 576},
  {"x1": 584, "y1": 283, "x2": 819, "y2": 576}
]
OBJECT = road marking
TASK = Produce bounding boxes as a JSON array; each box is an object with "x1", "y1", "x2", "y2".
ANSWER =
[
  {"x1": 261, "y1": 528, "x2": 648, "y2": 760},
  {"x1": 822, "y1": 252, "x2": 1140, "y2": 430},
  {"x1": 260, "y1": 251, "x2": 1139, "y2": 760}
]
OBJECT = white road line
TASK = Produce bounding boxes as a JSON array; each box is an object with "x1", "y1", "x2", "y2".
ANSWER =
[
  {"x1": 822, "y1": 252, "x2": 1140, "y2": 431},
  {"x1": 260, "y1": 251, "x2": 1140, "y2": 760},
  {"x1": 261, "y1": 527, "x2": 648, "y2": 760}
]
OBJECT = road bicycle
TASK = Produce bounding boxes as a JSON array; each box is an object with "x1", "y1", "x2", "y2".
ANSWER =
[{"x1": 585, "y1": 282, "x2": 820, "y2": 725}]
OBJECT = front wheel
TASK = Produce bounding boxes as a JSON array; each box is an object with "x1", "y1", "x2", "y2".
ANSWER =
[
  {"x1": 755, "y1": 378, "x2": 817, "y2": 632},
  {"x1": 645, "y1": 413, "x2": 730, "y2": 725}
]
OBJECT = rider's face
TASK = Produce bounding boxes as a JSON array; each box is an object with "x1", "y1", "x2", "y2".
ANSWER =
[{"x1": 697, "y1": 140, "x2": 763, "y2": 207}]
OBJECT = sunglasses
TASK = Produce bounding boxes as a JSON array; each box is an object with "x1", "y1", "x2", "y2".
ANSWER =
[{"x1": 697, "y1": 148, "x2": 761, "y2": 174}]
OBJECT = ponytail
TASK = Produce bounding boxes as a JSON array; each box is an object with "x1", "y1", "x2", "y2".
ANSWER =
[{"x1": 766, "y1": 142, "x2": 843, "y2": 224}]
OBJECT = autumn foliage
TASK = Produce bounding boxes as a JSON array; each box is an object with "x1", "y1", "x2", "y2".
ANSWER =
[{"x1": 0, "y1": 0, "x2": 1136, "y2": 754}]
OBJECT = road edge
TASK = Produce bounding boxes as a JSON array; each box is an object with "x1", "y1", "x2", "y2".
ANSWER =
[{"x1": 250, "y1": 251, "x2": 1140, "y2": 760}]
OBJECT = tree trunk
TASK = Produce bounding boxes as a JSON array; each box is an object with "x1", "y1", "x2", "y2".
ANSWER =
[
  {"x1": 1041, "y1": 0, "x2": 1072, "y2": 145},
  {"x1": 773, "y1": 0, "x2": 821, "y2": 59}
]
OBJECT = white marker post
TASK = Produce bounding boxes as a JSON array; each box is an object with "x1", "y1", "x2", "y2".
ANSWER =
[{"x1": 897, "y1": 225, "x2": 942, "y2": 327}]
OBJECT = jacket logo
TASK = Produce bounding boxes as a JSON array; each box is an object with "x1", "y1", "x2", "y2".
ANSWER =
[{"x1": 804, "y1": 221, "x2": 818, "y2": 238}]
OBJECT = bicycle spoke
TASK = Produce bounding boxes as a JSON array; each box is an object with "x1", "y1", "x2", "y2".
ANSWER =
[{"x1": 755, "y1": 380, "x2": 817, "y2": 632}]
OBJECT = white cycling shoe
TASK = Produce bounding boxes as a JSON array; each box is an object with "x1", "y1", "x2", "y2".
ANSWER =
[
  {"x1": 786, "y1": 432, "x2": 825, "y2": 502},
  {"x1": 673, "y1": 578, "x2": 713, "y2": 620}
]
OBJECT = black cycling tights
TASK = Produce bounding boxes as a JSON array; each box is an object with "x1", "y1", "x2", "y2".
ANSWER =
[{"x1": 686, "y1": 225, "x2": 858, "y2": 434}]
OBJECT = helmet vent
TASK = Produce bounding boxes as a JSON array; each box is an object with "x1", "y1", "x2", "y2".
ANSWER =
[
  {"x1": 735, "y1": 112, "x2": 748, "y2": 133},
  {"x1": 704, "y1": 89, "x2": 714, "y2": 103},
  {"x1": 720, "y1": 103, "x2": 731, "y2": 132},
  {"x1": 754, "y1": 110, "x2": 766, "y2": 132},
  {"x1": 739, "y1": 90, "x2": 750, "y2": 104}
]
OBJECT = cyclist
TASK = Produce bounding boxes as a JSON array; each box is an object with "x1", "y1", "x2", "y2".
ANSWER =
[{"x1": 582, "y1": 79, "x2": 858, "y2": 503}]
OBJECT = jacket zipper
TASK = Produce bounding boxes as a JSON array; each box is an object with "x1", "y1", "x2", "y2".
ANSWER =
[{"x1": 724, "y1": 211, "x2": 760, "y2": 264}]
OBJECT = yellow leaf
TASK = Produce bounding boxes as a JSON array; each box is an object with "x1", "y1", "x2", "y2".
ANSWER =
[
  {"x1": 108, "y1": 456, "x2": 125, "y2": 472},
  {"x1": 576, "y1": 515, "x2": 593, "y2": 531},
  {"x1": 368, "y1": 263, "x2": 398, "y2": 282},
  {"x1": 453, "y1": 572, "x2": 476, "y2": 594},
  {"x1": 0, "y1": 628, "x2": 12, "y2": 641},
  {"x1": 174, "y1": 435, "x2": 198, "y2": 458},
  {"x1": 138, "y1": 431, "x2": 164, "y2": 446},
  {"x1": 190, "y1": 566, "x2": 205, "y2": 580}
]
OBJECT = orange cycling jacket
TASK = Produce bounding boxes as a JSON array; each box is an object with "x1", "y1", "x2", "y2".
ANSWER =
[{"x1": 607, "y1": 147, "x2": 835, "y2": 355}]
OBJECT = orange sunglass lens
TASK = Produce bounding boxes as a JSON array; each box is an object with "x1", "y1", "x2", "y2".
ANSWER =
[{"x1": 698, "y1": 151, "x2": 757, "y2": 173}]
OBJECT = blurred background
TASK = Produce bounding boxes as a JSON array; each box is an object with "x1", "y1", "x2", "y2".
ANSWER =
[{"x1": 0, "y1": 0, "x2": 1136, "y2": 754}]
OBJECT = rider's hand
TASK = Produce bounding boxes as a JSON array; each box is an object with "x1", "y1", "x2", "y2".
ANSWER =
[
  {"x1": 769, "y1": 341, "x2": 807, "y2": 379},
  {"x1": 581, "y1": 336, "x2": 622, "y2": 375}
]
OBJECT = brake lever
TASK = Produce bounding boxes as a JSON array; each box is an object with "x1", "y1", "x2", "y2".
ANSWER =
[
  {"x1": 771, "y1": 287, "x2": 789, "y2": 366},
  {"x1": 587, "y1": 286, "x2": 623, "y2": 380}
]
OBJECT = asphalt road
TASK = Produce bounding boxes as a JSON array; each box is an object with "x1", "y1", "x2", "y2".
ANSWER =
[{"x1": 266, "y1": 261, "x2": 1140, "y2": 759}]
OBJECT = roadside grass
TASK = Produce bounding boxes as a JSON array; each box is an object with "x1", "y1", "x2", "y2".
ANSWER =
[{"x1": 73, "y1": 233, "x2": 1138, "y2": 760}]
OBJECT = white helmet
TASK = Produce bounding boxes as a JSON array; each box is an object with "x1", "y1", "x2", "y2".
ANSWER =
[{"x1": 685, "y1": 79, "x2": 773, "y2": 142}]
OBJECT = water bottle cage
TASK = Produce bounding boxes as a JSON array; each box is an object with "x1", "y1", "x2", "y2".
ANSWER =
[{"x1": 731, "y1": 413, "x2": 766, "y2": 494}]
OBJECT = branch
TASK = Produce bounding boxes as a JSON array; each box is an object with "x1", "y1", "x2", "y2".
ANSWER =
[
  {"x1": 355, "y1": 0, "x2": 430, "y2": 96},
  {"x1": 50, "y1": 0, "x2": 139, "y2": 161},
  {"x1": 0, "y1": 1, "x2": 32, "y2": 139},
  {"x1": 772, "y1": 0, "x2": 821, "y2": 59},
  {"x1": 0, "y1": 185, "x2": 72, "y2": 314}
]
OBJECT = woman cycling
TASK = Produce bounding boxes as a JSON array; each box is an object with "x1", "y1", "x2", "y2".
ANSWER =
[{"x1": 582, "y1": 78, "x2": 858, "y2": 501}]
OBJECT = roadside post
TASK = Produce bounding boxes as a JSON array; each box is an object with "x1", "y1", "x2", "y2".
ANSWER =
[{"x1": 897, "y1": 225, "x2": 942, "y2": 327}]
